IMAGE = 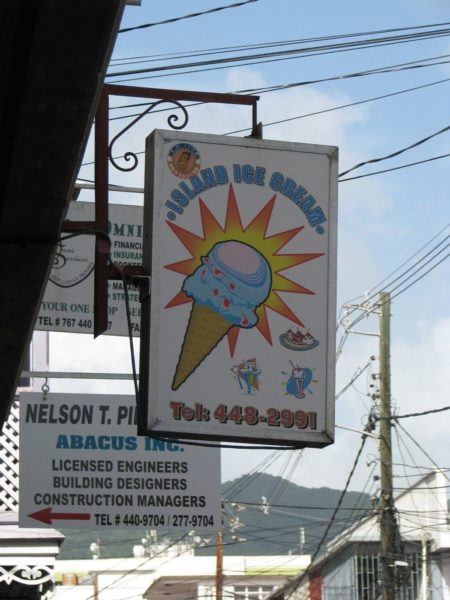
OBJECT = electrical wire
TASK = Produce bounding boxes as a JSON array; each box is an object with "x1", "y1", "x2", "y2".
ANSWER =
[
  {"x1": 266, "y1": 430, "x2": 369, "y2": 599},
  {"x1": 342, "y1": 223, "x2": 449, "y2": 305},
  {"x1": 118, "y1": 0, "x2": 259, "y2": 34},
  {"x1": 339, "y1": 124, "x2": 450, "y2": 177},
  {"x1": 108, "y1": 53, "x2": 450, "y2": 113},
  {"x1": 224, "y1": 76, "x2": 450, "y2": 135},
  {"x1": 396, "y1": 422, "x2": 450, "y2": 484},
  {"x1": 330, "y1": 461, "x2": 377, "y2": 536},
  {"x1": 341, "y1": 226, "x2": 449, "y2": 331},
  {"x1": 224, "y1": 500, "x2": 373, "y2": 512},
  {"x1": 111, "y1": 21, "x2": 450, "y2": 63},
  {"x1": 393, "y1": 425, "x2": 426, "y2": 535},
  {"x1": 389, "y1": 252, "x2": 449, "y2": 300},
  {"x1": 80, "y1": 533, "x2": 192, "y2": 600},
  {"x1": 107, "y1": 28, "x2": 450, "y2": 81},
  {"x1": 344, "y1": 234, "x2": 449, "y2": 321},
  {"x1": 377, "y1": 405, "x2": 450, "y2": 420},
  {"x1": 57, "y1": 534, "x2": 192, "y2": 598},
  {"x1": 223, "y1": 451, "x2": 282, "y2": 497},
  {"x1": 110, "y1": 34, "x2": 448, "y2": 83},
  {"x1": 108, "y1": 58, "x2": 450, "y2": 122},
  {"x1": 335, "y1": 362, "x2": 372, "y2": 401},
  {"x1": 344, "y1": 245, "x2": 449, "y2": 330},
  {"x1": 81, "y1": 127, "x2": 450, "y2": 183},
  {"x1": 391, "y1": 462, "x2": 450, "y2": 472},
  {"x1": 241, "y1": 56, "x2": 450, "y2": 95},
  {"x1": 81, "y1": 70, "x2": 450, "y2": 170},
  {"x1": 339, "y1": 153, "x2": 450, "y2": 181},
  {"x1": 392, "y1": 427, "x2": 448, "y2": 522}
]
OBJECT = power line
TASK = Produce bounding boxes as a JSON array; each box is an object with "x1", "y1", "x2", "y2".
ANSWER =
[
  {"x1": 106, "y1": 28, "x2": 450, "y2": 81},
  {"x1": 335, "y1": 362, "x2": 372, "y2": 401},
  {"x1": 344, "y1": 224, "x2": 449, "y2": 305},
  {"x1": 113, "y1": 35, "x2": 450, "y2": 84},
  {"x1": 390, "y1": 252, "x2": 449, "y2": 300},
  {"x1": 118, "y1": 0, "x2": 259, "y2": 34},
  {"x1": 339, "y1": 124, "x2": 450, "y2": 177},
  {"x1": 224, "y1": 500, "x2": 372, "y2": 511},
  {"x1": 109, "y1": 69, "x2": 450, "y2": 124},
  {"x1": 240, "y1": 56, "x2": 450, "y2": 94},
  {"x1": 224, "y1": 451, "x2": 282, "y2": 497},
  {"x1": 108, "y1": 52, "x2": 450, "y2": 113},
  {"x1": 395, "y1": 425, "x2": 450, "y2": 482},
  {"x1": 344, "y1": 250, "x2": 448, "y2": 330},
  {"x1": 111, "y1": 21, "x2": 450, "y2": 63},
  {"x1": 80, "y1": 533, "x2": 191, "y2": 600},
  {"x1": 339, "y1": 226, "x2": 449, "y2": 342},
  {"x1": 345, "y1": 238, "x2": 448, "y2": 325},
  {"x1": 338, "y1": 153, "x2": 450, "y2": 181},
  {"x1": 391, "y1": 462, "x2": 450, "y2": 472},
  {"x1": 80, "y1": 77, "x2": 450, "y2": 168},
  {"x1": 378, "y1": 405, "x2": 450, "y2": 420},
  {"x1": 266, "y1": 430, "x2": 369, "y2": 599},
  {"x1": 345, "y1": 235, "x2": 449, "y2": 316}
]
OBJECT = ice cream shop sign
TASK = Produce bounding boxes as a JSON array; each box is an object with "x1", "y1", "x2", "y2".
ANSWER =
[{"x1": 140, "y1": 130, "x2": 338, "y2": 447}]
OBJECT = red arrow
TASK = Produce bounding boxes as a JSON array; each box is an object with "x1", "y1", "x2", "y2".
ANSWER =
[{"x1": 28, "y1": 507, "x2": 91, "y2": 525}]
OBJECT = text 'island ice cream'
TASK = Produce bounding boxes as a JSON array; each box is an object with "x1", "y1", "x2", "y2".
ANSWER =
[{"x1": 172, "y1": 240, "x2": 272, "y2": 390}]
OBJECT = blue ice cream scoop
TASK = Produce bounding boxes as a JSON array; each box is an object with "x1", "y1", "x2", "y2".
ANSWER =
[{"x1": 183, "y1": 240, "x2": 272, "y2": 327}]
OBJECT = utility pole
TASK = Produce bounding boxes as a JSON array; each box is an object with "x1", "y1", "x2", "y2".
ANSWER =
[
  {"x1": 215, "y1": 530, "x2": 223, "y2": 600},
  {"x1": 378, "y1": 292, "x2": 398, "y2": 600}
]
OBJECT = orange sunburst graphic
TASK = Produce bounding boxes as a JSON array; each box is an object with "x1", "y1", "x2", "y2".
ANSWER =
[{"x1": 164, "y1": 184, "x2": 323, "y2": 356}]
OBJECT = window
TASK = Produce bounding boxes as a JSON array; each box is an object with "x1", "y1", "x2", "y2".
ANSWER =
[
  {"x1": 356, "y1": 553, "x2": 421, "y2": 600},
  {"x1": 226, "y1": 585, "x2": 276, "y2": 600}
]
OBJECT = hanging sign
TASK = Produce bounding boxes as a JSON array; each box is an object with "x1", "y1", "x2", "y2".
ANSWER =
[
  {"x1": 140, "y1": 130, "x2": 338, "y2": 447},
  {"x1": 19, "y1": 393, "x2": 221, "y2": 530},
  {"x1": 37, "y1": 202, "x2": 143, "y2": 336}
]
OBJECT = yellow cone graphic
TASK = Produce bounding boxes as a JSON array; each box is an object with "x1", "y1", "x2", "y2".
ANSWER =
[{"x1": 172, "y1": 303, "x2": 232, "y2": 390}]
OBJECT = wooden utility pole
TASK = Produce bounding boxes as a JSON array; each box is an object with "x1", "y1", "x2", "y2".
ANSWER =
[
  {"x1": 216, "y1": 530, "x2": 223, "y2": 600},
  {"x1": 378, "y1": 292, "x2": 398, "y2": 600}
]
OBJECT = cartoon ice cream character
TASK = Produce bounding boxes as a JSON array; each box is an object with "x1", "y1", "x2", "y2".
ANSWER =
[
  {"x1": 288, "y1": 366, "x2": 306, "y2": 399},
  {"x1": 232, "y1": 358, "x2": 261, "y2": 395},
  {"x1": 285, "y1": 361, "x2": 314, "y2": 399},
  {"x1": 172, "y1": 240, "x2": 271, "y2": 390}
]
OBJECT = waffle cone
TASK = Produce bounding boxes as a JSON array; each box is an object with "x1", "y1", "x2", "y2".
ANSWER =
[{"x1": 172, "y1": 303, "x2": 233, "y2": 390}]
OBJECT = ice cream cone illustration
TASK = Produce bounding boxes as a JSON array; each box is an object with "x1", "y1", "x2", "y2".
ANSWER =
[{"x1": 172, "y1": 240, "x2": 271, "y2": 390}]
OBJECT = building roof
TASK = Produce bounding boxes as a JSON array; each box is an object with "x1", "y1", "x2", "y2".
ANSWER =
[
  {"x1": 0, "y1": 511, "x2": 64, "y2": 542},
  {"x1": 315, "y1": 470, "x2": 449, "y2": 568},
  {"x1": 0, "y1": 511, "x2": 64, "y2": 567},
  {"x1": 0, "y1": 0, "x2": 125, "y2": 429}
]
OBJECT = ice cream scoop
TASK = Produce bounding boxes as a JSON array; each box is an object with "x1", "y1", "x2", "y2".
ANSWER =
[{"x1": 172, "y1": 240, "x2": 271, "y2": 390}]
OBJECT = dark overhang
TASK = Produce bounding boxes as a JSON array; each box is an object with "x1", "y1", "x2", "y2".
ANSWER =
[{"x1": 0, "y1": 0, "x2": 126, "y2": 427}]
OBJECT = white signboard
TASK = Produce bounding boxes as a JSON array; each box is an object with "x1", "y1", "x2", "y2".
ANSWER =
[
  {"x1": 37, "y1": 202, "x2": 143, "y2": 336},
  {"x1": 141, "y1": 130, "x2": 338, "y2": 447},
  {"x1": 20, "y1": 393, "x2": 220, "y2": 530}
]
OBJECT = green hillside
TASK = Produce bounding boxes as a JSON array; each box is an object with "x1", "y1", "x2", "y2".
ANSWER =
[{"x1": 57, "y1": 473, "x2": 371, "y2": 559}]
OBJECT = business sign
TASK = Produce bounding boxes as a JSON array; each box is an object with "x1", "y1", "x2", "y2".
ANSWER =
[
  {"x1": 140, "y1": 130, "x2": 338, "y2": 447},
  {"x1": 19, "y1": 393, "x2": 220, "y2": 530},
  {"x1": 37, "y1": 202, "x2": 143, "y2": 336}
]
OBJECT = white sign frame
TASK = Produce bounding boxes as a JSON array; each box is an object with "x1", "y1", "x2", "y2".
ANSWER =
[
  {"x1": 20, "y1": 393, "x2": 221, "y2": 530},
  {"x1": 37, "y1": 202, "x2": 143, "y2": 336},
  {"x1": 140, "y1": 130, "x2": 338, "y2": 447}
]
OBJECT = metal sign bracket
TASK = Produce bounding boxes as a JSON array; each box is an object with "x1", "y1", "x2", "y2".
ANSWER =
[{"x1": 61, "y1": 84, "x2": 260, "y2": 337}]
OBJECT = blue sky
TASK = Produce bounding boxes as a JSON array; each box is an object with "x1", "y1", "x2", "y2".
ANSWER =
[{"x1": 58, "y1": 0, "x2": 450, "y2": 492}]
